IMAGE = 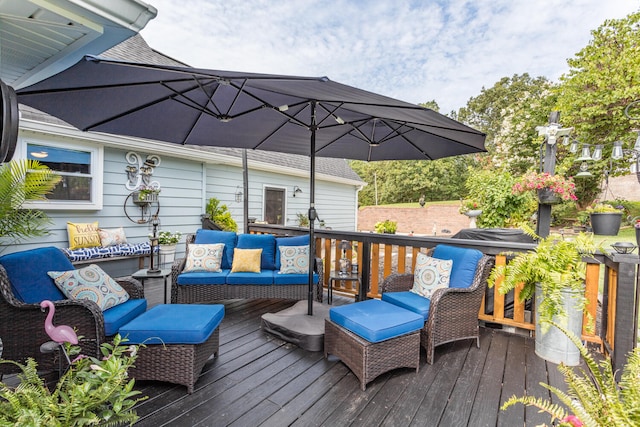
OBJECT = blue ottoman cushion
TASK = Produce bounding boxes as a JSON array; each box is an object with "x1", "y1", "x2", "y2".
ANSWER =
[
  {"x1": 382, "y1": 291, "x2": 431, "y2": 322},
  {"x1": 329, "y1": 299, "x2": 423, "y2": 343},
  {"x1": 119, "y1": 304, "x2": 224, "y2": 345}
]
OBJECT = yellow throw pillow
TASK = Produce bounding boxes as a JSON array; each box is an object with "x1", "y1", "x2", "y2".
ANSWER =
[
  {"x1": 231, "y1": 248, "x2": 262, "y2": 273},
  {"x1": 67, "y1": 221, "x2": 101, "y2": 250}
]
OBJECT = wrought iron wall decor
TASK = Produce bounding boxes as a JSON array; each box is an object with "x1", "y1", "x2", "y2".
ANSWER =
[{"x1": 123, "y1": 152, "x2": 161, "y2": 223}]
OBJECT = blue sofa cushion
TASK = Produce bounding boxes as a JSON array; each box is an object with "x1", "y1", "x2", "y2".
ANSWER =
[
  {"x1": 177, "y1": 270, "x2": 229, "y2": 285},
  {"x1": 432, "y1": 245, "x2": 483, "y2": 289},
  {"x1": 226, "y1": 271, "x2": 274, "y2": 285},
  {"x1": 102, "y1": 298, "x2": 147, "y2": 336},
  {"x1": 237, "y1": 234, "x2": 276, "y2": 270},
  {"x1": 194, "y1": 229, "x2": 237, "y2": 270},
  {"x1": 330, "y1": 299, "x2": 423, "y2": 343},
  {"x1": 382, "y1": 291, "x2": 431, "y2": 321},
  {"x1": 275, "y1": 235, "x2": 310, "y2": 269},
  {"x1": 273, "y1": 272, "x2": 319, "y2": 285},
  {"x1": 0, "y1": 247, "x2": 69, "y2": 303},
  {"x1": 119, "y1": 304, "x2": 224, "y2": 345}
]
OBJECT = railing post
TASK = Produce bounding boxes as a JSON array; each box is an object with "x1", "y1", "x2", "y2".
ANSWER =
[
  {"x1": 607, "y1": 252, "x2": 640, "y2": 376},
  {"x1": 359, "y1": 241, "x2": 371, "y2": 301}
]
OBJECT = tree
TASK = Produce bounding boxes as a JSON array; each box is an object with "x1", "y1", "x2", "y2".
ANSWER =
[
  {"x1": 0, "y1": 159, "x2": 61, "y2": 247},
  {"x1": 555, "y1": 11, "x2": 640, "y2": 204}
]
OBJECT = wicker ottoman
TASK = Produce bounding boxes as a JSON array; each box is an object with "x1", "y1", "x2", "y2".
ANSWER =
[
  {"x1": 324, "y1": 299, "x2": 423, "y2": 390},
  {"x1": 119, "y1": 304, "x2": 224, "y2": 393}
]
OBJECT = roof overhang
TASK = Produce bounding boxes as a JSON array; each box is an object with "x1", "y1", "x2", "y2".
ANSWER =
[{"x1": 1, "y1": 0, "x2": 157, "y2": 89}]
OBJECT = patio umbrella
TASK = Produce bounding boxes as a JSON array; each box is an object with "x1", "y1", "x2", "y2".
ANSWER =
[{"x1": 16, "y1": 55, "x2": 486, "y2": 315}]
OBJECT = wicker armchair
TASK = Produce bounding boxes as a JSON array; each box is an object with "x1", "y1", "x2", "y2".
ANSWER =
[
  {"x1": 0, "y1": 247, "x2": 144, "y2": 376},
  {"x1": 380, "y1": 254, "x2": 494, "y2": 364}
]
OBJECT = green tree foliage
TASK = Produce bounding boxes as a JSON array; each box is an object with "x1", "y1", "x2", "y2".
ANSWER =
[
  {"x1": 205, "y1": 197, "x2": 238, "y2": 232},
  {"x1": 464, "y1": 167, "x2": 534, "y2": 228},
  {"x1": 555, "y1": 12, "x2": 640, "y2": 204},
  {"x1": 0, "y1": 160, "x2": 61, "y2": 246}
]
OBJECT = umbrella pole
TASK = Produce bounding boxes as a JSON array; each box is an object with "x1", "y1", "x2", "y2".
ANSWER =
[{"x1": 308, "y1": 101, "x2": 317, "y2": 316}]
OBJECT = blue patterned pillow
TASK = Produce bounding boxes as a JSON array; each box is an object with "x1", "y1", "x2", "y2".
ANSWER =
[
  {"x1": 410, "y1": 252, "x2": 453, "y2": 298},
  {"x1": 184, "y1": 243, "x2": 225, "y2": 272},
  {"x1": 278, "y1": 245, "x2": 310, "y2": 274},
  {"x1": 48, "y1": 264, "x2": 129, "y2": 311}
]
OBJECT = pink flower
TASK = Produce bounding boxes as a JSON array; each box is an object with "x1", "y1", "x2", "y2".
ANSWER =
[{"x1": 561, "y1": 415, "x2": 583, "y2": 427}]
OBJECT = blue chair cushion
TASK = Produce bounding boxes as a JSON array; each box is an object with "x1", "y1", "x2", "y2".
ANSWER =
[
  {"x1": 194, "y1": 229, "x2": 237, "y2": 270},
  {"x1": 226, "y1": 271, "x2": 274, "y2": 285},
  {"x1": 0, "y1": 247, "x2": 71, "y2": 303},
  {"x1": 329, "y1": 299, "x2": 423, "y2": 343},
  {"x1": 102, "y1": 298, "x2": 147, "y2": 336},
  {"x1": 382, "y1": 291, "x2": 431, "y2": 322},
  {"x1": 273, "y1": 272, "x2": 319, "y2": 285},
  {"x1": 119, "y1": 304, "x2": 224, "y2": 345},
  {"x1": 432, "y1": 245, "x2": 483, "y2": 289},
  {"x1": 275, "y1": 235, "x2": 310, "y2": 269},
  {"x1": 237, "y1": 234, "x2": 276, "y2": 270},
  {"x1": 177, "y1": 270, "x2": 229, "y2": 285}
]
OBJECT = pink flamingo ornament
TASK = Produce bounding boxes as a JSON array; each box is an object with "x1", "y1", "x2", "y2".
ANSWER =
[{"x1": 40, "y1": 300, "x2": 78, "y2": 345}]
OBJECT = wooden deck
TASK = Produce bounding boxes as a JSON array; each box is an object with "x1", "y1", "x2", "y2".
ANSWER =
[{"x1": 131, "y1": 280, "x2": 570, "y2": 427}]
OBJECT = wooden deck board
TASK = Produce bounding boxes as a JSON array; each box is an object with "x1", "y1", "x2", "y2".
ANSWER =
[{"x1": 126, "y1": 281, "x2": 579, "y2": 426}]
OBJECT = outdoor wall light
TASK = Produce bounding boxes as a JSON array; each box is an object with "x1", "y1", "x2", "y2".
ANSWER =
[
  {"x1": 235, "y1": 186, "x2": 243, "y2": 203},
  {"x1": 293, "y1": 186, "x2": 302, "y2": 197}
]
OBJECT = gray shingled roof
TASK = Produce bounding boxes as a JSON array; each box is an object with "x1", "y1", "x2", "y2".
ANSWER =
[{"x1": 20, "y1": 34, "x2": 363, "y2": 184}]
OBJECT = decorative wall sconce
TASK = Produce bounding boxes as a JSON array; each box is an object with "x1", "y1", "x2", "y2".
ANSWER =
[
  {"x1": 235, "y1": 186, "x2": 243, "y2": 203},
  {"x1": 124, "y1": 152, "x2": 161, "y2": 224},
  {"x1": 293, "y1": 186, "x2": 303, "y2": 197}
]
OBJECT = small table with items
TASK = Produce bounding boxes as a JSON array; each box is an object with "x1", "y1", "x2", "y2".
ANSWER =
[
  {"x1": 328, "y1": 271, "x2": 361, "y2": 304},
  {"x1": 132, "y1": 268, "x2": 172, "y2": 304}
]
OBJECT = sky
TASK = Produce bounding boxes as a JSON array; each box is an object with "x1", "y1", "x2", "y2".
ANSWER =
[{"x1": 140, "y1": 0, "x2": 639, "y2": 113}]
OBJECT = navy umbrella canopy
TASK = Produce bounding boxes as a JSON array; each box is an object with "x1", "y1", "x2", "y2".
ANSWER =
[{"x1": 17, "y1": 55, "x2": 486, "y2": 314}]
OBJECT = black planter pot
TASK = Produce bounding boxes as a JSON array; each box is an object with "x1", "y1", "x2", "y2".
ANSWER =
[
  {"x1": 537, "y1": 188, "x2": 561, "y2": 205},
  {"x1": 590, "y1": 212, "x2": 622, "y2": 236}
]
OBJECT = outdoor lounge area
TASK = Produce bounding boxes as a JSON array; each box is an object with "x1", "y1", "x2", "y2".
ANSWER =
[{"x1": 129, "y1": 281, "x2": 569, "y2": 426}]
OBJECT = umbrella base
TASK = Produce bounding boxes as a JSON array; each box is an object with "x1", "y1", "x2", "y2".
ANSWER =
[{"x1": 261, "y1": 300, "x2": 330, "y2": 351}]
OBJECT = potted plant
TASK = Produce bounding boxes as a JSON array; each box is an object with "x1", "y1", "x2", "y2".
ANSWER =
[
  {"x1": 202, "y1": 197, "x2": 238, "y2": 232},
  {"x1": 0, "y1": 335, "x2": 147, "y2": 425},
  {"x1": 502, "y1": 321, "x2": 640, "y2": 427},
  {"x1": 133, "y1": 185, "x2": 160, "y2": 205},
  {"x1": 459, "y1": 199, "x2": 482, "y2": 217},
  {"x1": 585, "y1": 201, "x2": 623, "y2": 236},
  {"x1": 512, "y1": 171, "x2": 578, "y2": 204},
  {"x1": 374, "y1": 219, "x2": 397, "y2": 234},
  {"x1": 155, "y1": 230, "x2": 182, "y2": 266},
  {"x1": 489, "y1": 227, "x2": 597, "y2": 365}
]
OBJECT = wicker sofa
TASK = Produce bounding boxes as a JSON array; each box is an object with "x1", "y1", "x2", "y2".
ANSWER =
[
  {"x1": 380, "y1": 244, "x2": 494, "y2": 364},
  {"x1": 171, "y1": 230, "x2": 323, "y2": 304}
]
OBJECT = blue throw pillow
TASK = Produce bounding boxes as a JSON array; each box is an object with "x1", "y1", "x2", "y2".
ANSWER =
[
  {"x1": 237, "y1": 234, "x2": 276, "y2": 270},
  {"x1": 275, "y1": 235, "x2": 310, "y2": 269},
  {"x1": 432, "y1": 245, "x2": 483, "y2": 289},
  {"x1": 194, "y1": 229, "x2": 237, "y2": 270}
]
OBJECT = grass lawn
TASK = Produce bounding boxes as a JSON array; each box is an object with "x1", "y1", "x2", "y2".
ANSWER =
[{"x1": 594, "y1": 226, "x2": 638, "y2": 252}]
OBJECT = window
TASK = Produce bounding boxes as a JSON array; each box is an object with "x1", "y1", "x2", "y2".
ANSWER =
[
  {"x1": 22, "y1": 139, "x2": 103, "y2": 210},
  {"x1": 264, "y1": 187, "x2": 285, "y2": 225}
]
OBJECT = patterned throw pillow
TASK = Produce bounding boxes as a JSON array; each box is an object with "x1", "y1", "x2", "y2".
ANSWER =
[
  {"x1": 183, "y1": 243, "x2": 225, "y2": 272},
  {"x1": 278, "y1": 245, "x2": 310, "y2": 274},
  {"x1": 410, "y1": 252, "x2": 453, "y2": 299},
  {"x1": 67, "y1": 221, "x2": 102, "y2": 250},
  {"x1": 98, "y1": 227, "x2": 128, "y2": 247},
  {"x1": 48, "y1": 264, "x2": 129, "y2": 311},
  {"x1": 231, "y1": 248, "x2": 262, "y2": 273}
]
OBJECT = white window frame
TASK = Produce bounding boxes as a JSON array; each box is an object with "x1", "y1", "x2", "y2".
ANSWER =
[{"x1": 18, "y1": 137, "x2": 104, "y2": 210}]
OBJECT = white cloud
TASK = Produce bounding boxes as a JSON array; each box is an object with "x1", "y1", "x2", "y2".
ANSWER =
[{"x1": 141, "y1": 0, "x2": 639, "y2": 112}]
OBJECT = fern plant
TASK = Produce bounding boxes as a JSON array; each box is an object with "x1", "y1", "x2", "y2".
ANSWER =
[
  {"x1": 0, "y1": 335, "x2": 146, "y2": 426},
  {"x1": 501, "y1": 322, "x2": 640, "y2": 426},
  {"x1": 0, "y1": 159, "x2": 61, "y2": 247}
]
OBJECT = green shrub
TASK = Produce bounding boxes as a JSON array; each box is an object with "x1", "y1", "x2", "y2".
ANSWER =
[
  {"x1": 374, "y1": 219, "x2": 397, "y2": 234},
  {"x1": 205, "y1": 197, "x2": 238, "y2": 232}
]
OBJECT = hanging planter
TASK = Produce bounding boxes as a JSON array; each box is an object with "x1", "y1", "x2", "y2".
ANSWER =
[
  {"x1": 590, "y1": 212, "x2": 622, "y2": 236},
  {"x1": 133, "y1": 190, "x2": 159, "y2": 205},
  {"x1": 536, "y1": 188, "x2": 561, "y2": 205}
]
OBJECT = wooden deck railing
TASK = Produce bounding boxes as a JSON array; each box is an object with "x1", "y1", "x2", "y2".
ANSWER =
[{"x1": 249, "y1": 224, "x2": 639, "y2": 372}]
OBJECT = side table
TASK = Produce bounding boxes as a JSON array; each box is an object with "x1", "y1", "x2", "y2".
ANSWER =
[
  {"x1": 132, "y1": 268, "x2": 172, "y2": 304},
  {"x1": 328, "y1": 271, "x2": 360, "y2": 304}
]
